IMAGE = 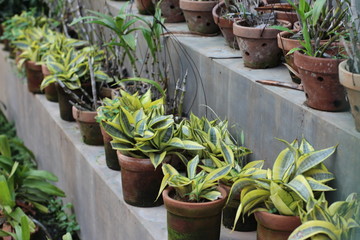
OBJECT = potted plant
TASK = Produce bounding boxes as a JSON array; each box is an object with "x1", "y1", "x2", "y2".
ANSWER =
[
  {"x1": 339, "y1": 1, "x2": 360, "y2": 131},
  {"x1": 158, "y1": 0, "x2": 185, "y2": 23},
  {"x1": 290, "y1": 0, "x2": 349, "y2": 111},
  {"x1": 289, "y1": 193, "x2": 360, "y2": 240},
  {"x1": 229, "y1": 137, "x2": 337, "y2": 240},
  {"x1": 158, "y1": 156, "x2": 231, "y2": 240},
  {"x1": 232, "y1": 8, "x2": 291, "y2": 69},
  {"x1": 101, "y1": 104, "x2": 204, "y2": 207},
  {"x1": 180, "y1": 0, "x2": 220, "y2": 35}
]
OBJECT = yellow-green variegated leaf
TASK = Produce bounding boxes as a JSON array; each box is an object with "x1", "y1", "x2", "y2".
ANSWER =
[
  {"x1": 288, "y1": 220, "x2": 340, "y2": 240},
  {"x1": 135, "y1": 142, "x2": 158, "y2": 153},
  {"x1": 94, "y1": 70, "x2": 110, "y2": 82},
  {"x1": 40, "y1": 75, "x2": 57, "y2": 90},
  {"x1": 187, "y1": 155, "x2": 199, "y2": 179},
  {"x1": 149, "y1": 115, "x2": 174, "y2": 130},
  {"x1": 208, "y1": 127, "x2": 221, "y2": 147},
  {"x1": 100, "y1": 121, "x2": 133, "y2": 144},
  {"x1": 156, "y1": 172, "x2": 171, "y2": 201},
  {"x1": 204, "y1": 165, "x2": 232, "y2": 183},
  {"x1": 306, "y1": 177, "x2": 334, "y2": 192},
  {"x1": 149, "y1": 151, "x2": 167, "y2": 168},
  {"x1": 303, "y1": 169, "x2": 335, "y2": 183},
  {"x1": 120, "y1": 106, "x2": 135, "y2": 125},
  {"x1": 209, "y1": 155, "x2": 226, "y2": 168},
  {"x1": 299, "y1": 138, "x2": 315, "y2": 154},
  {"x1": 241, "y1": 189, "x2": 270, "y2": 214},
  {"x1": 242, "y1": 160, "x2": 265, "y2": 170},
  {"x1": 134, "y1": 130, "x2": 155, "y2": 141},
  {"x1": 272, "y1": 147, "x2": 296, "y2": 181},
  {"x1": 286, "y1": 175, "x2": 314, "y2": 202},
  {"x1": 143, "y1": 98, "x2": 164, "y2": 110},
  {"x1": 182, "y1": 140, "x2": 205, "y2": 150},
  {"x1": 162, "y1": 163, "x2": 179, "y2": 176},
  {"x1": 227, "y1": 178, "x2": 257, "y2": 205},
  {"x1": 47, "y1": 61, "x2": 65, "y2": 74},
  {"x1": 220, "y1": 141, "x2": 234, "y2": 166},
  {"x1": 167, "y1": 137, "x2": 185, "y2": 149},
  {"x1": 296, "y1": 146, "x2": 337, "y2": 175},
  {"x1": 118, "y1": 108, "x2": 134, "y2": 138},
  {"x1": 110, "y1": 140, "x2": 136, "y2": 151},
  {"x1": 200, "y1": 190, "x2": 222, "y2": 201},
  {"x1": 270, "y1": 192, "x2": 295, "y2": 215}
]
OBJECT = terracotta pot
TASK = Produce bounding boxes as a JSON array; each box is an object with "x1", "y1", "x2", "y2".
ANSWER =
[
  {"x1": 135, "y1": 0, "x2": 155, "y2": 15},
  {"x1": 100, "y1": 125, "x2": 120, "y2": 170},
  {"x1": 25, "y1": 61, "x2": 44, "y2": 94},
  {"x1": 163, "y1": 186, "x2": 227, "y2": 240},
  {"x1": 262, "y1": 0, "x2": 281, "y2": 4},
  {"x1": 180, "y1": 0, "x2": 220, "y2": 35},
  {"x1": 275, "y1": 10, "x2": 298, "y2": 26},
  {"x1": 255, "y1": 211, "x2": 301, "y2": 240},
  {"x1": 55, "y1": 82, "x2": 92, "y2": 122},
  {"x1": 256, "y1": 3, "x2": 297, "y2": 26},
  {"x1": 117, "y1": 151, "x2": 163, "y2": 207},
  {"x1": 294, "y1": 50, "x2": 349, "y2": 111},
  {"x1": 72, "y1": 106, "x2": 103, "y2": 145},
  {"x1": 42, "y1": 65, "x2": 58, "y2": 102},
  {"x1": 160, "y1": 0, "x2": 185, "y2": 23},
  {"x1": 293, "y1": 21, "x2": 301, "y2": 31},
  {"x1": 233, "y1": 20, "x2": 291, "y2": 69},
  {"x1": 212, "y1": 2, "x2": 239, "y2": 49},
  {"x1": 339, "y1": 60, "x2": 360, "y2": 131},
  {"x1": 220, "y1": 183, "x2": 257, "y2": 232}
]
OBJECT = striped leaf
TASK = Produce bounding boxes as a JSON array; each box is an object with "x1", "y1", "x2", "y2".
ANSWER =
[
  {"x1": 220, "y1": 141, "x2": 234, "y2": 166},
  {"x1": 228, "y1": 178, "x2": 257, "y2": 204},
  {"x1": 111, "y1": 141, "x2": 136, "y2": 151},
  {"x1": 100, "y1": 121, "x2": 133, "y2": 144},
  {"x1": 288, "y1": 220, "x2": 340, "y2": 240},
  {"x1": 270, "y1": 181, "x2": 297, "y2": 215},
  {"x1": 303, "y1": 169, "x2": 334, "y2": 183},
  {"x1": 187, "y1": 155, "x2": 199, "y2": 179},
  {"x1": 182, "y1": 140, "x2": 205, "y2": 150},
  {"x1": 200, "y1": 190, "x2": 222, "y2": 201},
  {"x1": 242, "y1": 160, "x2": 265, "y2": 170},
  {"x1": 299, "y1": 138, "x2": 314, "y2": 154},
  {"x1": 306, "y1": 177, "x2": 334, "y2": 192},
  {"x1": 167, "y1": 137, "x2": 185, "y2": 149},
  {"x1": 272, "y1": 147, "x2": 296, "y2": 181},
  {"x1": 296, "y1": 146, "x2": 337, "y2": 175},
  {"x1": 286, "y1": 175, "x2": 314, "y2": 202},
  {"x1": 208, "y1": 127, "x2": 221, "y2": 147},
  {"x1": 204, "y1": 165, "x2": 232, "y2": 182},
  {"x1": 149, "y1": 151, "x2": 167, "y2": 168}
]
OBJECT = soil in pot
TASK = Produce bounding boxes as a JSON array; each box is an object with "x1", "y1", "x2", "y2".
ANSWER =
[
  {"x1": 233, "y1": 19, "x2": 291, "y2": 69},
  {"x1": 339, "y1": 60, "x2": 360, "y2": 131},
  {"x1": 117, "y1": 151, "x2": 164, "y2": 207},
  {"x1": 100, "y1": 125, "x2": 120, "y2": 170},
  {"x1": 255, "y1": 211, "x2": 301, "y2": 240},
  {"x1": 25, "y1": 61, "x2": 44, "y2": 94},
  {"x1": 72, "y1": 106, "x2": 104, "y2": 146},
  {"x1": 42, "y1": 65, "x2": 58, "y2": 102},
  {"x1": 180, "y1": 0, "x2": 219, "y2": 35},
  {"x1": 220, "y1": 183, "x2": 257, "y2": 231},
  {"x1": 294, "y1": 50, "x2": 349, "y2": 112},
  {"x1": 212, "y1": 2, "x2": 239, "y2": 49},
  {"x1": 160, "y1": 0, "x2": 185, "y2": 23},
  {"x1": 135, "y1": 0, "x2": 155, "y2": 15},
  {"x1": 163, "y1": 186, "x2": 227, "y2": 240}
]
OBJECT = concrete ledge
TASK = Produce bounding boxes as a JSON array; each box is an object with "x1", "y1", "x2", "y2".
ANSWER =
[{"x1": 0, "y1": 49, "x2": 256, "y2": 239}]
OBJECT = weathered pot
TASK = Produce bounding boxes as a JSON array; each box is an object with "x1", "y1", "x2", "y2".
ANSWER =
[
  {"x1": 42, "y1": 64, "x2": 58, "y2": 102},
  {"x1": 25, "y1": 61, "x2": 44, "y2": 94},
  {"x1": 339, "y1": 60, "x2": 360, "y2": 131},
  {"x1": 180, "y1": 0, "x2": 219, "y2": 35},
  {"x1": 275, "y1": 10, "x2": 298, "y2": 26},
  {"x1": 255, "y1": 211, "x2": 301, "y2": 240},
  {"x1": 233, "y1": 20, "x2": 291, "y2": 69},
  {"x1": 117, "y1": 151, "x2": 163, "y2": 207},
  {"x1": 163, "y1": 186, "x2": 227, "y2": 240},
  {"x1": 294, "y1": 50, "x2": 349, "y2": 111},
  {"x1": 220, "y1": 183, "x2": 257, "y2": 232},
  {"x1": 135, "y1": 0, "x2": 155, "y2": 15},
  {"x1": 160, "y1": 0, "x2": 185, "y2": 23},
  {"x1": 293, "y1": 21, "x2": 301, "y2": 30},
  {"x1": 100, "y1": 125, "x2": 120, "y2": 170},
  {"x1": 72, "y1": 106, "x2": 103, "y2": 146},
  {"x1": 212, "y1": 2, "x2": 239, "y2": 49}
]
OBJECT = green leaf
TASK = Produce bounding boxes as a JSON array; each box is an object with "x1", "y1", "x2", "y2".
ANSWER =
[
  {"x1": 182, "y1": 140, "x2": 205, "y2": 150},
  {"x1": 149, "y1": 151, "x2": 167, "y2": 168},
  {"x1": 200, "y1": 190, "x2": 222, "y2": 201},
  {"x1": 286, "y1": 175, "x2": 314, "y2": 202},
  {"x1": 288, "y1": 220, "x2": 340, "y2": 240},
  {"x1": 296, "y1": 146, "x2": 337, "y2": 175},
  {"x1": 24, "y1": 170, "x2": 58, "y2": 181},
  {"x1": 187, "y1": 155, "x2": 199, "y2": 179},
  {"x1": 22, "y1": 179, "x2": 65, "y2": 197}
]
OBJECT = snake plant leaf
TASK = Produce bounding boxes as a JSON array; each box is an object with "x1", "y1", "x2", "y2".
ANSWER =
[
  {"x1": 288, "y1": 220, "x2": 340, "y2": 240},
  {"x1": 135, "y1": 142, "x2": 158, "y2": 153},
  {"x1": 286, "y1": 175, "x2": 314, "y2": 202},
  {"x1": 46, "y1": 61, "x2": 64, "y2": 74},
  {"x1": 242, "y1": 189, "x2": 270, "y2": 213},
  {"x1": 182, "y1": 140, "x2": 205, "y2": 150},
  {"x1": 94, "y1": 70, "x2": 110, "y2": 82},
  {"x1": 167, "y1": 137, "x2": 185, "y2": 149},
  {"x1": 119, "y1": 108, "x2": 134, "y2": 138},
  {"x1": 228, "y1": 178, "x2": 258, "y2": 204},
  {"x1": 187, "y1": 155, "x2": 199, "y2": 179},
  {"x1": 22, "y1": 179, "x2": 65, "y2": 197},
  {"x1": 205, "y1": 165, "x2": 232, "y2": 183},
  {"x1": 208, "y1": 127, "x2": 221, "y2": 147},
  {"x1": 296, "y1": 146, "x2": 337, "y2": 175},
  {"x1": 299, "y1": 138, "x2": 315, "y2": 154},
  {"x1": 200, "y1": 190, "x2": 222, "y2": 201},
  {"x1": 220, "y1": 141, "x2": 234, "y2": 167},
  {"x1": 40, "y1": 75, "x2": 56, "y2": 90},
  {"x1": 303, "y1": 169, "x2": 334, "y2": 183},
  {"x1": 159, "y1": 127, "x2": 173, "y2": 145},
  {"x1": 242, "y1": 160, "x2": 265, "y2": 170},
  {"x1": 270, "y1": 181, "x2": 297, "y2": 215},
  {"x1": 272, "y1": 147, "x2": 296, "y2": 181},
  {"x1": 149, "y1": 151, "x2": 167, "y2": 169},
  {"x1": 209, "y1": 155, "x2": 225, "y2": 168},
  {"x1": 306, "y1": 177, "x2": 334, "y2": 192},
  {"x1": 100, "y1": 121, "x2": 133, "y2": 144},
  {"x1": 149, "y1": 115, "x2": 174, "y2": 130},
  {"x1": 143, "y1": 98, "x2": 164, "y2": 110},
  {"x1": 111, "y1": 141, "x2": 136, "y2": 151}
]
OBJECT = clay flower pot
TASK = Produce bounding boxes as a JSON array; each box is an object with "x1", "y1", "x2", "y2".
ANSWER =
[
  {"x1": 100, "y1": 125, "x2": 120, "y2": 170},
  {"x1": 25, "y1": 61, "x2": 44, "y2": 94},
  {"x1": 220, "y1": 183, "x2": 256, "y2": 231},
  {"x1": 294, "y1": 50, "x2": 349, "y2": 111},
  {"x1": 212, "y1": 2, "x2": 239, "y2": 49},
  {"x1": 135, "y1": 0, "x2": 155, "y2": 15},
  {"x1": 162, "y1": 186, "x2": 227, "y2": 240},
  {"x1": 42, "y1": 65, "x2": 58, "y2": 102},
  {"x1": 233, "y1": 20, "x2": 291, "y2": 69},
  {"x1": 339, "y1": 60, "x2": 360, "y2": 131},
  {"x1": 254, "y1": 211, "x2": 301, "y2": 240},
  {"x1": 117, "y1": 151, "x2": 164, "y2": 207},
  {"x1": 180, "y1": 0, "x2": 220, "y2": 35},
  {"x1": 72, "y1": 106, "x2": 104, "y2": 146},
  {"x1": 160, "y1": 0, "x2": 185, "y2": 23}
]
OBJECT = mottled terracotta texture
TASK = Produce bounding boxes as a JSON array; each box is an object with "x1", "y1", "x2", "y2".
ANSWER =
[
  {"x1": 294, "y1": 51, "x2": 349, "y2": 111},
  {"x1": 275, "y1": 10, "x2": 298, "y2": 25},
  {"x1": 163, "y1": 186, "x2": 227, "y2": 240},
  {"x1": 72, "y1": 106, "x2": 104, "y2": 146},
  {"x1": 339, "y1": 60, "x2": 360, "y2": 131},
  {"x1": 135, "y1": 0, "x2": 155, "y2": 15},
  {"x1": 255, "y1": 211, "x2": 301, "y2": 240},
  {"x1": 160, "y1": 0, "x2": 185, "y2": 23},
  {"x1": 220, "y1": 183, "x2": 256, "y2": 231},
  {"x1": 233, "y1": 20, "x2": 291, "y2": 69},
  {"x1": 42, "y1": 64, "x2": 58, "y2": 102},
  {"x1": 100, "y1": 125, "x2": 120, "y2": 170},
  {"x1": 25, "y1": 61, "x2": 44, "y2": 93},
  {"x1": 117, "y1": 151, "x2": 163, "y2": 207},
  {"x1": 212, "y1": 2, "x2": 239, "y2": 49},
  {"x1": 180, "y1": 0, "x2": 219, "y2": 35}
]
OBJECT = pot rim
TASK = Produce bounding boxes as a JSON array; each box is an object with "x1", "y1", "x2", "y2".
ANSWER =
[
  {"x1": 212, "y1": 2, "x2": 239, "y2": 26},
  {"x1": 72, "y1": 106, "x2": 97, "y2": 123},
  {"x1": 26, "y1": 60, "x2": 42, "y2": 71},
  {"x1": 179, "y1": 0, "x2": 218, "y2": 12},
  {"x1": 254, "y1": 211, "x2": 301, "y2": 231},
  {"x1": 339, "y1": 60, "x2": 360, "y2": 91},
  {"x1": 233, "y1": 19, "x2": 291, "y2": 39}
]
